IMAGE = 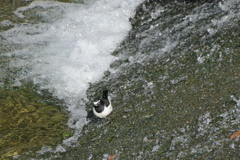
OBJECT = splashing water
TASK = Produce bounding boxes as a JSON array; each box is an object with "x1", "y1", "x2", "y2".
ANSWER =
[{"x1": 1, "y1": 0, "x2": 144, "y2": 144}]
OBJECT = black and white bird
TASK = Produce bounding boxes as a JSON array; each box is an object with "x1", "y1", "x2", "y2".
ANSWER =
[{"x1": 93, "y1": 90, "x2": 112, "y2": 118}]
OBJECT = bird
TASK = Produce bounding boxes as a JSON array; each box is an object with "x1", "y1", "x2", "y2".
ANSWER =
[{"x1": 93, "y1": 90, "x2": 113, "y2": 118}]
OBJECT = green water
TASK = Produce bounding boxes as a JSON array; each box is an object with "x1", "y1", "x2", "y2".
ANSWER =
[{"x1": 0, "y1": 85, "x2": 72, "y2": 159}]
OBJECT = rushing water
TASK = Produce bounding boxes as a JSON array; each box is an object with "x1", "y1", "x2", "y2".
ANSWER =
[
  {"x1": 1, "y1": 0, "x2": 240, "y2": 159},
  {"x1": 1, "y1": 0, "x2": 144, "y2": 146}
]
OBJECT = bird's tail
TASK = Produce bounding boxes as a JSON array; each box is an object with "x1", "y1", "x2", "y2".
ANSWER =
[{"x1": 102, "y1": 90, "x2": 108, "y2": 99}]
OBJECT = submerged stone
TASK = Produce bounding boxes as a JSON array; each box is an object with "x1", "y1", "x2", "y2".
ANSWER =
[{"x1": 0, "y1": 85, "x2": 72, "y2": 159}]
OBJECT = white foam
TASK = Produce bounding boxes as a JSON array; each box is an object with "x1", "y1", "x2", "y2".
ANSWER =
[{"x1": 1, "y1": 0, "x2": 144, "y2": 143}]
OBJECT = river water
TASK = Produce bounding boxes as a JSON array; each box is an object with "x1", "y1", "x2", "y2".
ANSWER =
[
  {"x1": 1, "y1": 0, "x2": 143, "y2": 147},
  {"x1": 1, "y1": 0, "x2": 240, "y2": 159}
]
